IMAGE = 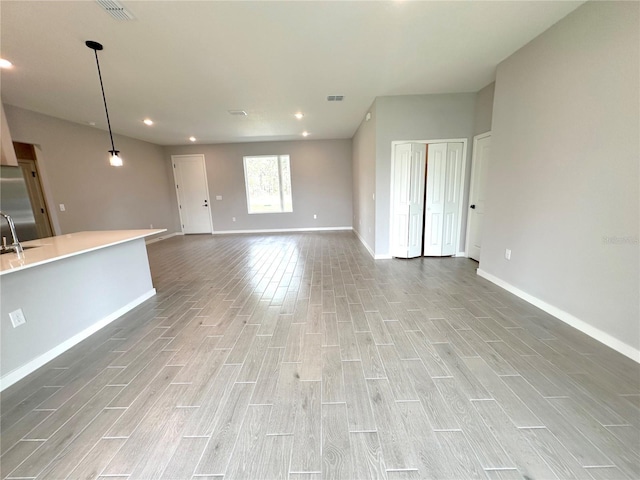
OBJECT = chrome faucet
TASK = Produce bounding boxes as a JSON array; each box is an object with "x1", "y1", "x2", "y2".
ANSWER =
[{"x1": 0, "y1": 211, "x2": 24, "y2": 254}]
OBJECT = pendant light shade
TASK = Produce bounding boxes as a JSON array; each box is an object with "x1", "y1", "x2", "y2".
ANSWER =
[
  {"x1": 109, "y1": 150, "x2": 123, "y2": 167},
  {"x1": 86, "y1": 40, "x2": 123, "y2": 167}
]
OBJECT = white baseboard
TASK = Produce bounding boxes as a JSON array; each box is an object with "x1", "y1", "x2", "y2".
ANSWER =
[
  {"x1": 477, "y1": 269, "x2": 640, "y2": 363},
  {"x1": 0, "y1": 289, "x2": 157, "y2": 391},
  {"x1": 145, "y1": 232, "x2": 180, "y2": 245},
  {"x1": 353, "y1": 229, "x2": 375, "y2": 259},
  {"x1": 212, "y1": 226, "x2": 352, "y2": 235},
  {"x1": 374, "y1": 254, "x2": 393, "y2": 260},
  {"x1": 455, "y1": 251, "x2": 467, "y2": 257}
]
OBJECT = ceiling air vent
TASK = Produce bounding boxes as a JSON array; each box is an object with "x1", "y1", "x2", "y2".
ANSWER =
[
  {"x1": 327, "y1": 95, "x2": 344, "y2": 102},
  {"x1": 228, "y1": 110, "x2": 248, "y2": 116},
  {"x1": 96, "y1": 0, "x2": 135, "y2": 20}
]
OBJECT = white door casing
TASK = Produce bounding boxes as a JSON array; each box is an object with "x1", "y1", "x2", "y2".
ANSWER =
[
  {"x1": 466, "y1": 132, "x2": 491, "y2": 261},
  {"x1": 171, "y1": 154, "x2": 213, "y2": 234},
  {"x1": 390, "y1": 143, "x2": 426, "y2": 258}
]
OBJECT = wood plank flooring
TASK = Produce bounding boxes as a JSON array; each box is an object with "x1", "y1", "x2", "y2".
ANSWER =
[{"x1": 1, "y1": 231, "x2": 639, "y2": 479}]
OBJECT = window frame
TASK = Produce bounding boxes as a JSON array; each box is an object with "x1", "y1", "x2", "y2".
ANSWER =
[{"x1": 242, "y1": 154, "x2": 293, "y2": 214}]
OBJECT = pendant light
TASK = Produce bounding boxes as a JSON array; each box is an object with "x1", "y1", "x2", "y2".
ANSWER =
[{"x1": 85, "y1": 40, "x2": 123, "y2": 167}]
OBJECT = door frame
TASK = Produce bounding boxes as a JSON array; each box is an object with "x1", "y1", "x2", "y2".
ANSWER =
[
  {"x1": 171, "y1": 154, "x2": 213, "y2": 234},
  {"x1": 465, "y1": 131, "x2": 492, "y2": 260},
  {"x1": 389, "y1": 138, "x2": 468, "y2": 257}
]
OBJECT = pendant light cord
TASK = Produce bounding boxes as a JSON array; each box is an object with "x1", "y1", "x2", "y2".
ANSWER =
[{"x1": 92, "y1": 49, "x2": 117, "y2": 152}]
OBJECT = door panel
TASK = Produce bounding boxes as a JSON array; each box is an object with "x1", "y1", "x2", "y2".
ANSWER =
[
  {"x1": 391, "y1": 143, "x2": 425, "y2": 258},
  {"x1": 390, "y1": 144, "x2": 412, "y2": 257},
  {"x1": 17, "y1": 158, "x2": 53, "y2": 238},
  {"x1": 172, "y1": 155, "x2": 212, "y2": 234},
  {"x1": 468, "y1": 134, "x2": 491, "y2": 261},
  {"x1": 407, "y1": 143, "x2": 426, "y2": 257},
  {"x1": 442, "y1": 143, "x2": 463, "y2": 256},
  {"x1": 424, "y1": 143, "x2": 447, "y2": 256}
]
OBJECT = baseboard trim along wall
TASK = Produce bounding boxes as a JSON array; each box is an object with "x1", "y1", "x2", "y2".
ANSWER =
[
  {"x1": 0, "y1": 289, "x2": 156, "y2": 391},
  {"x1": 212, "y1": 226, "x2": 352, "y2": 235},
  {"x1": 477, "y1": 269, "x2": 640, "y2": 363},
  {"x1": 353, "y1": 229, "x2": 375, "y2": 259}
]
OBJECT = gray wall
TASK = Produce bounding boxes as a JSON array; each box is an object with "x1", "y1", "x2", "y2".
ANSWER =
[
  {"x1": 481, "y1": 1, "x2": 639, "y2": 353},
  {"x1": 3, "y1": 105, "x2": 180, "y2": 236},
  {"x1": 1, "y1": 239, "x2": 154, "y2": 385},
  {"x1": 473, "y1": 82, "x2": 495, "y2": 135},
  {"x1": 164, "y1": 139, "x2": 352, "y2": 232},
  {"x1": 351, "y1": 103, "x2": 377, "y2": 253},
  {"x1": 374, "y1": 93, "x2": 476, "y2": 256}
]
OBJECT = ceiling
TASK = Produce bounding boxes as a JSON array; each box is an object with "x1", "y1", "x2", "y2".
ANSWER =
[{"x1": 0, "y1": 1, "x2": 584, "y2": 146}]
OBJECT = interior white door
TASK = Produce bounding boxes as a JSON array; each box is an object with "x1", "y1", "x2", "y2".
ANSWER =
[
  {"x1": 172, "y1": 154, "x2": 213, "y2": 234},
  {"x1": 442, "y1": 142, "x2": 464, "y2": 256},
  {"x1": 467, "y1": 133, "x2": 491, "y2": 261},
  {"x1": 423, "y1": 143, "x2": 447, "y2": 256},
  {"x1": 390, "y1": 143, "x2": 426, "y2": 258}
]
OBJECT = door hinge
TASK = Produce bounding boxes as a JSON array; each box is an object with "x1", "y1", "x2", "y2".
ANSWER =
[
  {"x1": 40, "y1": 208, "x2": 45, "y2": 213},
  {"x1": 32, "y1": 171, "x2": 36, "y2": 178}
]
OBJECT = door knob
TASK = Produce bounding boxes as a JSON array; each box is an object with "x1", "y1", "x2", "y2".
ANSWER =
[{"x1": 470, "y1": 204, "x2": 476, "y2": 209}]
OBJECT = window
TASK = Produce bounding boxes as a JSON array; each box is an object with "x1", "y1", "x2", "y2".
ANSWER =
[{"x1": 243, "y1": 155, "x2": 293, "y2": 214}]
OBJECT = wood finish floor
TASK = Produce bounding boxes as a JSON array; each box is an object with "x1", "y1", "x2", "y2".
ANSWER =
[{"x1": 1, "y1": 232, "x2": 639, "y2": 480}]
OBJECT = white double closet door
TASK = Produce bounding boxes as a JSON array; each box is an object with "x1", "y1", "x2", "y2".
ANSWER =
[
  {"x1": 423, "y1": 142, "x2": 464, "y2": 256},
  {"x1": 391, "y1": 142, "x2": 464, "y2": 258}
]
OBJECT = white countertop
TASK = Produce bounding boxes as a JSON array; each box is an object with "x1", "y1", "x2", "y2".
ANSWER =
[{"x1": 0, "y1": 229, "x2": 166, "y2": 276}]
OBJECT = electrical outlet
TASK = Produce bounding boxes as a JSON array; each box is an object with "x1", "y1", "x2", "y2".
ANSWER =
[
  {"x1": 505, "y1": 249, "x2": 512, "y2": 260},
  {"x1": 59, "y1": 204, "x2": 66, "y2": 212},
  {"x1": 232, "y1": 217, "x2": 236, "y2": 222},
  {"x1": 9, "y1": 308, "x2": 26, "y2": 328},
  {"x1": 150, "y1": 224, "x2": 153, "y2": 229},
  {"x1": 216, "y1": 195, "x2": 223, "y2": 200},
  {"x1": 313, "y1": 214, "x2": 317, "y2": 219}
]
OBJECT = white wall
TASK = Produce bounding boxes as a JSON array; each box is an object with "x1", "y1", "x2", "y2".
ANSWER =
[
  {"x1": 480, "y1": 1, "x2": 639, "y2": 358},
  {"x1": 374, "y1": 93, "x2": 476, "y2": 256},
  {"x1": 352, "y1": 103, "x2": 377, "y2": 254},
  {"x1": 1, "y1": 104, "x2": 18, "y2": 166},
  {"x1": 473, "y1": 82, "x2": 495, "y2": 136},
  {"x1": 4, "y1": 105, "x2": 181, "y2": 236},
  {"x1": 164, "y1": 139, "x2": 352, "y2": 232}
]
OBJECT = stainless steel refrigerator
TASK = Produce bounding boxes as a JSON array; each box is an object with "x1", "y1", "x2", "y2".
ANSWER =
[{"x1": 0, "y1": 165, "x2": 38, "y2": 242}]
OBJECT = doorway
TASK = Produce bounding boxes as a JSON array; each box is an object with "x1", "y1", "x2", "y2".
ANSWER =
[
  {"x1": 13, "y1": 142, "x2": 54, "y2": 238},
  {"x1": 390, "y1": 139, "x2": 467, "y2": 259},
  {"x1": 171, "y1": 154, "x2": 213, "y2": 234}
]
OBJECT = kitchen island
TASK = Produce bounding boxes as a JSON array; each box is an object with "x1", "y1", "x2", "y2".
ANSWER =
[{"x1": 1, "y1": 229, "x2": 166, "y2": 390}]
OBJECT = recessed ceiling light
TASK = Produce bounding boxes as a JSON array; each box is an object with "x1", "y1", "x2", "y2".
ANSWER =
[
  {"x1": 0, "y1": 58, "x2": 13, "y2": 69},
  {"x1": 143, "y1": 118, "x2": 153, "y2": 126},
  {"x1": 189, "y1": 136, "x2": 196, "y2": 142},
  {"x1": 294, "y1": 112, "x2": 304, "y2": 120},
  {"x1": 302, "y1": 131, "x2": 309, "y2": 137}
]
